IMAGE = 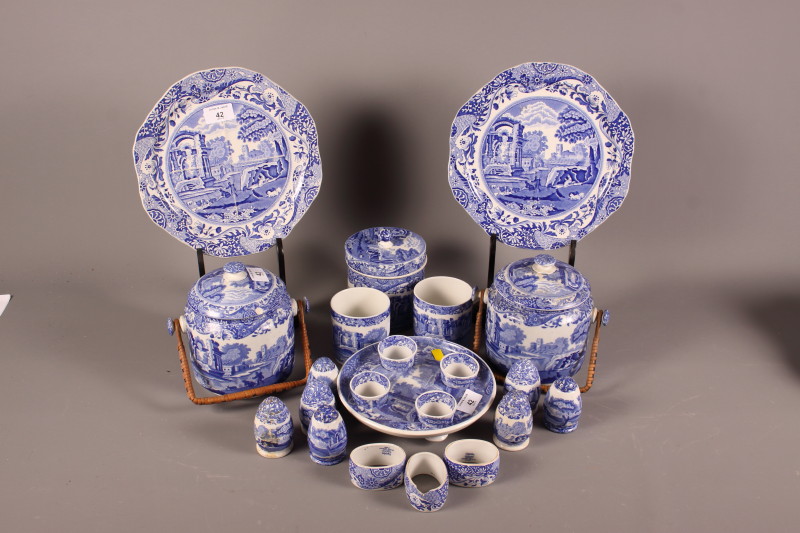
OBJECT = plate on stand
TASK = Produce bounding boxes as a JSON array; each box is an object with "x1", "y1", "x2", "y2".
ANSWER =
[
  {"x1": 337, "y1": 336, "x2": 496, "y2": 441},
  {"x1": 449, "y1": 62, "x2": 634, "y2": 249},
  {"x1": 133, "y1": 67, "x2": 322, "y2": 257}
]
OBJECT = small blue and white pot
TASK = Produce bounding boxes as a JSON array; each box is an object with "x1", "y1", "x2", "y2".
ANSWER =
[
  {"x1": 349, "y1": 370, "x2": 391, "y2": 412},
  {"x1": 349, "y1": 443, "x2": 406, "y2": 490},
  {"x1": 413, "y1": 276, "x2": 476, "y2": 346},
  {"x1": 299, "y1": 377, "x2": 336, "y2": 434},
  {"x1": 439, "y1": 351, "x2": 479, "y2": 388},
  {"x1": 404, "y1": 452, "x2": 449, "y2": 512},
  {"x1": 310, "y1": 357, "x2": 339, "y2": 389},
  {"x1": 444, "y1": 439, "x2": 500, "y2": 488},
  {"x1": 415, "y1": 390, "x2": 456, "y2": 429},
  {"x1": 543, "y1": 376, "x2": 582, "y2": 433},
  {"x1": 378, "y1": 335, "x2": 417, "y2": 373},
  {"x1": 254, "y1": 396, "x2": 294, "y2": 458},
  {"x1": 175, "y1": 261, "x2": 298, "y2": 395},
  {"x1": 485, "y1": 254, "x2": 596, "y2": 384},
  {"x1": 330, "y1": 287, "x2": 391, "y2": 364},
  {"x1": 345, "y1": 227, "x2": 426, "y2": 333},
  {"x1": 493, "y1": 391, "x2": 533, "y2": 451},
  {"x1": 505, "y1": 359, "x2": 542, "y2": 410},
  {"x1": 308, "y1": 405, "x2": 348, "y2": 466}
]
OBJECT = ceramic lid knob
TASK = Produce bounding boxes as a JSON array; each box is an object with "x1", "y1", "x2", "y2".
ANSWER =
[
  {"x1": 532, "y1": 254, "x2": 557, "y2": 275},
  {"x1": 222, "y1": 261, "x2": 248, "y2": 282}
]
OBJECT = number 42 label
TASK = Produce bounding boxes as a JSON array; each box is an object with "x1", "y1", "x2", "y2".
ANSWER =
[
  {"x1": 456, "y1": 389, "x2": 483, "y2": 414},
  {"x1": 203, "y1": 103, "x2": 235, "y2": 124}
]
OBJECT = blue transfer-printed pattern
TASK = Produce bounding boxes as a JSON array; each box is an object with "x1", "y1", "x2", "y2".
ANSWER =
[
  {"x1": 345, "y1": 227, "x2": 427, "y2": 277},
  {"x1": 186, "y1": 326, "x2": 294, "y2": 394},
  {"x1": 299, "y1": 379, "x2": 336, "y2": 433},
  {"x1": 445, "y1": 458, "x2": 499, "y2": 488},
  {"x1": 543, "y1": 377, "x2": 582, "y2": 433},
  {"x1": 348, "y1": 268, "x2": 422, "y2": 333},
  {"x1": 448, "y1": 62, "x2": 634, "y2": 250},
  {"x1": 188, "y1": 263, "x2": 292, "y2": 321},
  {"x1": 254, "y1": 396, "x2": 293, "y2": 455},
  {"x1": 331, "y1": 323, "x2": 390, "y2": 365},
  {"x1": 349, "y1": 444, "x2": 406, "y2": 490},
  {"x1": 378, "y1": 335, "x2": 417, "y2": 372},
  {"x1": 493, "y1": 391, "x2": 533, "y2": 448},
  {"x1": 349, "y1": 463, "x2": 405, "y2": 490},
  {"x1": 349, "y1": 370, "x2": 390, "y2": 412},
  {"x1": 485, "y1": 283, "x2": 593, "y2": 382},
  {"x1": 505, "y1": 359, "x2": 542, "y2": 406},
  {"x1": 415, "y1": 391, "x2": 456, "y2": 428},
  {"x1": 552, "y1": 376, "x2": 579, "y2": 393},
  {"x1": 309, "y1": 357, "x2": 338, "y2": 386},
  {"x1": 183, "y1": 263, "x2": 295, "y2": 394},
  {"x1": 404, "y1": 467, "x2": 448, "y2": 512},
  {"x1": 413, "y1": 297, "x2": 474, "y2": 346},
  {"x1": 308, "y1": 405, "x2": 347, "y2": 465},
  {"x1": 337, "y1": 337, "x2": 496, "y2": 435},
  {"x1": 492, "y1": 255, "x2": 591, "y2": 312},
  {"x1": 133, "y1": 67, "x2": 322, "y2": 257},
  {"x1": 330, "y1": 307, "x2": 390, "y2": 328},
  {"x1": 440, "y1": 352, "x2": 479, "y2": 388}
]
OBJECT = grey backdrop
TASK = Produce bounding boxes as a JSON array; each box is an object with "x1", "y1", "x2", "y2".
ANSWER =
[{"x1": 2, "y1": 1, "x2": 798, "y2": 531}]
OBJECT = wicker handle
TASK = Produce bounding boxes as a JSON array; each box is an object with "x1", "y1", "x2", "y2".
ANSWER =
[
  {"x1": 174, "y1": 299, "x2": 313, "y2": 405},
  {"x1": 472, "y1": 289, "x2": 603, "y2": 394}
]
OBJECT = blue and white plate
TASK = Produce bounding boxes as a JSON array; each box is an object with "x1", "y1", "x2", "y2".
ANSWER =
[
  {"x1": 337, "y1": 337, "x2": 496, "y2": 439},
  {"x1": 449, "y1": 62, "x2": 634, "y2": 249},
  {"x1": 133, "y1": 67, "x2": 322, "y2": 257}
]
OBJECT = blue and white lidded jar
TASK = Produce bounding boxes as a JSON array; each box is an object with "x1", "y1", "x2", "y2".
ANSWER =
[
  {"x1": 493, "y1": 391, "x2": 533, "y2": 451},
  {"x1": 308, "y1": 405, "x2": 348, "y2": 466},
  {"x1": 254, "y1": 396, "x2": 294, "y2": 458},
  {"x1": 485, "y1": 254, "x2": 595, "y2": 384},
  {"x1": 543, "y1": 376, "x2": 582, "y2": 433},
  {"x1": 345, "y1": 227, "x2": 426, "y2": 333},
  {"x1": 177, "y1": 262, "x2": 297, "y2": 395}
]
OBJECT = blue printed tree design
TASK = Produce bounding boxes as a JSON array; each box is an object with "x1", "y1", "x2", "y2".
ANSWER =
[
  {"x1": 498, "y1": 324, "x2": 525, "y2": 346},
  {"x1": 237, "y1": 108, "x2": 276, "y2": 142},
  {"x1": 555, "y1": 107, "x2": 594, "y2": 143},
  {"x1": 522, "y1": 130, "x2": 548, "y2": 169},
  {"x1": 217, "y1": 341, "x2": 251, "y2": 366}
]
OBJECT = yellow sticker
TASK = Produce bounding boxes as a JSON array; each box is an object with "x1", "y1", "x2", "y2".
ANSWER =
[{"x1": 431, "y1": 349, "x2": 445, "y2": 361}]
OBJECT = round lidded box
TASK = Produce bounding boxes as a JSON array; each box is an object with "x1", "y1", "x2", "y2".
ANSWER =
[
  {"x1": 345, "y1": 227, "x2": 427, "y2": 332},
  {"x1": 485, "y1": 254, "x2": 594, "y2": 384},
  {"x1": 180, "y1": 261, "x2": 297, "y2": 394}
]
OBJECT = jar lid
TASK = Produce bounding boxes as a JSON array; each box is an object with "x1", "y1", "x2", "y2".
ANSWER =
[
  {"x1": 186, "y1": 261, "x2": 289, "y2": 320},
  {"x1": 345, "y1": 227, "x2": 426, "y2": 277},
  {"x1": 492, "y1": 254, "x2": 590, "y2": 311}
]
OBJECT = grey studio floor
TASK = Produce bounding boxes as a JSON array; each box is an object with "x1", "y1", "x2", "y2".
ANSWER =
[{"x1": 1, "y1": 1, "x2": 798, "y2": 532}]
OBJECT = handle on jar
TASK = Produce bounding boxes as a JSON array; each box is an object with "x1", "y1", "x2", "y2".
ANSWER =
[
  {"x1": 167, "y1": 316, "x2": 188, "y2": 336},
  {"x1": 292, "y1": 297, "x2": 311, "y2": 317}
]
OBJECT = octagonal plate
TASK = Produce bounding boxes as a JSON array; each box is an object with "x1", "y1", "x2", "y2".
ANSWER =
[
  {"x1": 448, "y1": 62, "x2": 634, "y2": 249},
  {"x1": 133, "y1": 67, "x2": 322, "y2": 257}
]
